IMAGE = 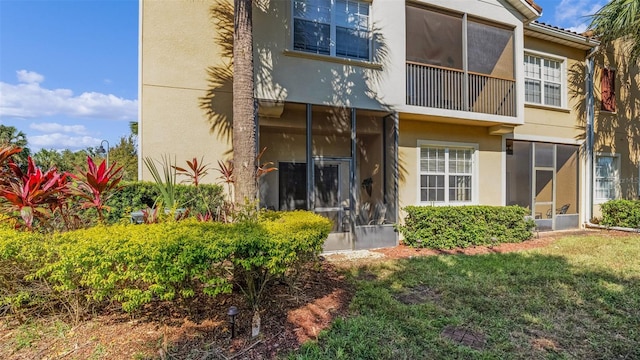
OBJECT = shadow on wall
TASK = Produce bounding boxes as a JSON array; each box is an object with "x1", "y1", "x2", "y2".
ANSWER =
[
  {"x1": 569, "y1": 43, "x2": 640, "y2": 199},
  {"x1": 199, "y1": 0, "x2": 234, "y2": 147},
  {"x1": 199, "y1": 0, "x2": 409, "y2": 183}
]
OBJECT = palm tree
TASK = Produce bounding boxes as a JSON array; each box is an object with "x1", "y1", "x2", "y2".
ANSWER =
[
  {"x1": 589, "y1": 0, "x2": 640, "y2": 62},
  {"x1": 129, "y1": 121, "x2": 138, "y2": 136},
  {"x1": 232, "y1": 0, "x2": 257, "y2": 204},
  {"x1": 0, "y1": 125, "x2": 31, "y2": 166}
]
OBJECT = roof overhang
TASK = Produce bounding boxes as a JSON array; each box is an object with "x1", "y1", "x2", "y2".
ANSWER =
[
  {"x1": 525, "y1": 22, "x2": 600, "y2": 50},
  {"x1": 505, "y1": 0, "x2": 542, "y2": 23}
]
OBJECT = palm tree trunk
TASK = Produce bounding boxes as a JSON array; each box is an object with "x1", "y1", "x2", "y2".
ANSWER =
[{"x1": 233, "y1": 0, "x2": 257, "y2": 204}]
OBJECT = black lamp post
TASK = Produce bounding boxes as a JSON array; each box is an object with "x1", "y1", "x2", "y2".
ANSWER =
[
  {"x1": 227, "y1": 306, "x2": 239, "y2": 339},
  {"x1": 97, "y1": 139, "x2": 110, "y2": 168}
]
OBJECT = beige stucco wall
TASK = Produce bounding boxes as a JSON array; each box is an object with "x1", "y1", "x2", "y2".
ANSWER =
[
  {"x1": 518, "y1": 36, "x2": 588, "y2": 141},
  {"x1": 140, "y1": 0, "x2": 233, "y2": 184},
  {"x1": 593, "y1": 39, "x2": 640, "y2": 204},
  {"x1": 398, "y1": 119, "x2": 503, "y2": 210}
]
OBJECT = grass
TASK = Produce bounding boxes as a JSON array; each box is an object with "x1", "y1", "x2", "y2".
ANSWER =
[{"x1": 289, "y1": 234, "x2": 640, "y2": 359}]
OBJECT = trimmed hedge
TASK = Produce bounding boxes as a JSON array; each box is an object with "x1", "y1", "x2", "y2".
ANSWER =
[
  {"x1": 600, "y1": 200, "x2": 640, "y2": 228},
  {"x1": 0, "y1": 211, "x2": 331, "y2": 314},
  {"x1": 398, "y1": 205, "x2": 535, "y2": 249},
  {"x1": 104, "y1": 181, "x2": 225, "y2": 223}
]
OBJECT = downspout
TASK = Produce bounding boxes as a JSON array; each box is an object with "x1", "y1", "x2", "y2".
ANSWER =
[{"x1": 585, "y1": 45, "x2": 598, "y2": 227}]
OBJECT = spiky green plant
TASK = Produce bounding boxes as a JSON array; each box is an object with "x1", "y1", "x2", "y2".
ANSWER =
[{"x1": 143, "y1": 155, "x2": 178, "y2": 209}]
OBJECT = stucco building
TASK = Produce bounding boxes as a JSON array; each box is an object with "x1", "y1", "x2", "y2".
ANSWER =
[{"x1": 139, "y1": 0, "x2": 639, "y2": 251}]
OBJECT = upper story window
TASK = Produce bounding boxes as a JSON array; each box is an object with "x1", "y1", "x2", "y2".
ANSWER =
[
  {"x1": 419, "y1": 143, "x2": 477, "y2": 204},
  {"x1": 601, "y1": 67, "x2": 616, "y2": 112},
  {"x1": 293, "y1": 0, "x2": 371, "y2": 61},
  {"x1": 524, "y1": 54, "x2": 563, "y2": 107}
]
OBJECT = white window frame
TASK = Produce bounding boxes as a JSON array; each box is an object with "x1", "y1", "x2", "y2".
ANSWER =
[
  {"x1": 417, "y1": 140, "x2": 479, "y2": 205},
  {"x1": 594, "y1": 153, "x2": 620, "y2": 204},
  {"x1": 524, "y1": 50, "x2": 567, "y2": 109},
  {"x1": 292, "y1": 0, "x2": 372, "y2": 61}
]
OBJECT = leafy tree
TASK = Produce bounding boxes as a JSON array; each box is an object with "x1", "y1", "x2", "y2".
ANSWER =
[
  {"x1": 232, "y1": 0, "x2": 257, "y2": 204},
  {"x1": 0, "y1": 125, "x2": 31, "y2": 166},
  {"x1": 109, "y1": 135, "x2": 138, "y2": 181},
  {"x1": 33, "y1": 148, "x2": 96, "y2": 173},
  {"x1": 32, "y1": 148, "x2": 64, "y2": 170},
  {"x1": 589, "y1": 0, "x2": 640, "y2": 62}
]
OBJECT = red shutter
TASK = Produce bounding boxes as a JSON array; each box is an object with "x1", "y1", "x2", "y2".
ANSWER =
[{"x1": 601, "y1": 68, "x2": 616, "y2": 112}]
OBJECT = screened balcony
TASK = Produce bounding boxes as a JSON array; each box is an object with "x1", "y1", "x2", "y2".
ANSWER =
[{"x1": 406, "y1": 5, "x2": 516, "y2": 117}]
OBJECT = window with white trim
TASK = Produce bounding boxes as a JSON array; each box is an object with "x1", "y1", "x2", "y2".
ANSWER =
[
  {"x1": 293, "y1": 0, "x2": 371, "y2": 60},
  {"x1": 420, "y1": 146, "x2": 475, "y2": 204},
  {"x1": 524, "y1": 54, "x2": 563, "y2": 107},
  {"x1": 595, "y1": 154, "x2": 619, "y2": 202}
]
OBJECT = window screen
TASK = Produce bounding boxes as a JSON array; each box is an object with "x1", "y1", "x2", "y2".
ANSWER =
[
  {"x1": 467, "y1": 19, "x2": 514, "y2": 79},
  {"x1": 406, "y1": 6, "x2": 463, "y2": 69}
]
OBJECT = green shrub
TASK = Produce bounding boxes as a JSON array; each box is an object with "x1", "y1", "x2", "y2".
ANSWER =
[
  {"x1": 104, "y1": 181, "x2": 224, "y2": 223},
  {"x1": 232, "y1": 211, "x2": 332, "y2": 308},
  {"x1": 397, "y1": 205, "x2": 535, "y2": 249},
  {"x1": 0, "y1": 228, "x2": 48, "y2": 314},
  {"x1": 600, "y1": 200, "x2": 640, "y2": 228},
  {"x1": 0, "y1": 211, "x2": 330, "y2": 314}
]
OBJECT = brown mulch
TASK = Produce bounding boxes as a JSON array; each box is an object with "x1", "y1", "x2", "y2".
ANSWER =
[
  {"x1": 1, "y1": 228, "x2": 635, "y2": 359},
  {"x1": 0, "y1": 262, "x2": 353, "y2": 360},
  {"x1": 372, "y1": 229, "x2": 628, "y2": 259}
]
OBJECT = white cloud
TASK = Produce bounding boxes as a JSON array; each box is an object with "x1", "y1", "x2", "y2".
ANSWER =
[
  {"x1": 29, "y1": 122, "x2": 89, "y2": 135},
  {"x1": 29, "y1": 133, "x2": 102, "y2": 150},
  {"x1": 0, "y1": 70, "x2": 137, "y2": 121},
  {"x1": 567, "y1": 24, "x2": 589, "y2": 34},
  {"x1": 553, "y1": 0, "x2": 606, "y2": 33},
  {"x1": 17, "y1": 70, "x2": 44, "y2": 84}
]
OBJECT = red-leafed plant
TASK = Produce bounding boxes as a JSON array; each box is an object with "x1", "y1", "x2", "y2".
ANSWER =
[
  {"x1": 196, "y1": 212, "x2": 213, "y2": 222},
  {"x1": 173, "y1": 157, "x2": 209, "y2": 187},
  {"x1": 0, "y1": 146, "x2": 23, "y2": 185},
  {"x1": 71, "y1": 157, "x2": 124, "y2": 223},
  {"x1": 255, "y1": 147, "x2": 277, "y2": 179},
  {"x1": 0, "y1": 156, "x2": 70, "y2": 230}
]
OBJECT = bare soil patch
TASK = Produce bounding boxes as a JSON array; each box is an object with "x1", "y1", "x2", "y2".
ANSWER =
[
  {"x1": 441, "y1": 326, "x2": 486, "y2": 350},
  {"x1": 393, "y1": 284, "x2": 441, "y2": 305}
]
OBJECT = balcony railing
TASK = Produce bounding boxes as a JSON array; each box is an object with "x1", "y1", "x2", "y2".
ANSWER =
[{"x1": 406, "y1": 62, "x2": 516, "y2": 117}]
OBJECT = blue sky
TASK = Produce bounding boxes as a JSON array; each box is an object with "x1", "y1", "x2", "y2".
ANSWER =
[
  {"x1": 0, "y1": 0, "x2": 606, "y2": 152},
  {"x1": 0, "y1": 0, "x2": 137, "y2": 151}
]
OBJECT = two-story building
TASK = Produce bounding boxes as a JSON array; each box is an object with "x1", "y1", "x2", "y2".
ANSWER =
[{"x1": 139, "y1": 0, "x2": 636, "y2": 251}]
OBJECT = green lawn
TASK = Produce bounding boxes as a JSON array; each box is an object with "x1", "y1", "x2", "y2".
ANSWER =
[{"x1": 290, "y1": 234, "x2": 640, "y2": 359}]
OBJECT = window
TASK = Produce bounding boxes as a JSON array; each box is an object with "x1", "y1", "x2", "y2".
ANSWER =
[
  {"x1": 293, "y1": 0, "x2": 371, "y2": 60},
  {"x1": 419, "y1": 145, "x2": 475, "y2": 204},
  {"x1": 601, "y1": 67, "x2": 616, "y2": 112},
  {"x1": 524, "y1": 54, "x2": 563, "y2": 107},
  {"x1": 595, "y1": 154, "x2": 619, "y2": 202}
]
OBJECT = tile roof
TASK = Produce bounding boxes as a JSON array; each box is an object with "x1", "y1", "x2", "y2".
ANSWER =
[
  {"x1": 533, "y1": 21, "x2": 593, "y2": 38},
  {"x1": 524, "y1": 0, "x2": 543, "y2": 13}
]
